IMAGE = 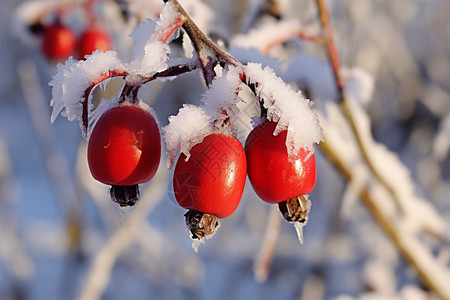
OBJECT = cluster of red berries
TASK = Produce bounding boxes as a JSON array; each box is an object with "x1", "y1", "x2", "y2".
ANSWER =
[
  {"x1": 41, "y1": 21, "x2": 111, "y2": 61},
  {"x1": 87, "y1": 102, "x2": 316, "y2": 240}
]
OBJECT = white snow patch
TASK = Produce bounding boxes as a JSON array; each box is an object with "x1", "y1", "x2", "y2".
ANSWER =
[
  {"x1": 201, "y1": 66, "x2": 244, "y2": 121},
  {"x1": 163, "y1": 105, "x2": 212, "y2": 169},
  {"x1": 50, "y1": 51, "x2": 124, "y2": 125},
  {"x1": 341, "y1": 67, "x2": 375, "y2": 106}
]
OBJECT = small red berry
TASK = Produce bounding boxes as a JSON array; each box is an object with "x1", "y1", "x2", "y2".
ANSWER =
[
  {"x1": 245, "y1": 120, "x2": 316, "y2": 204},
  {"x1": 42, "y1": 23, "x2": 76, "y2": 60},
  {"x1": 87, "y1": 105, "x2": 161, "y2": 187},
  {"x1": 173, "y1": 133, "x2": 247, "y2": 219},
  {"x1": 78, "y1": 27, "x2": 111, "y2": 59}
]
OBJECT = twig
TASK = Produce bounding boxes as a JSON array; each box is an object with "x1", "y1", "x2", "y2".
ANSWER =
[
  {"x1": 314, "y1": 0, "x2": 409, "y2": 216},
  {"x1": 320, "y1": 137, "x2": 450, "y2": 300},
  {"x1": 164, "y1": 0, "x2": 240, "y2": 86},
  {"x1": 315, "y1": 1, "x2": 450, "y2": 297},
  {"x1": 315, "y1": 0, "x2": 344, "y2": 98}
]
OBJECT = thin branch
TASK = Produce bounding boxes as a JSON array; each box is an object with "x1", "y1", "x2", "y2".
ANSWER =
[
  {"x1": 315, "y1": 1, "x2": 450, "y2": 297},
  {"x1": 165, "y1": 0, "x2": 240, "y2": 86},
  {"x1": 82, "y1": 70, "x2": 128, "y2": 137},
  {"x1": 320, "y1": 137, "x2": 450, "y2": 300},
  {"x1": 315, "y1": 0, "x2": 344, "y2": 99},
  {"x1": 314, "y1": 0, "x2": 407, "y2": 215}
]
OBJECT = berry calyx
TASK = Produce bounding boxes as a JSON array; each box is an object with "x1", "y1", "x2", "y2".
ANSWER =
[
  {"x1": 42, "y1": 22, "x2": 76, "y2": 60},
  {"x1": 78, "y1": 26, "x2": 111, "y2": 59},
  {"x1": 173, "y1": 133, "x2": 247, "y2": 239},
  {"x1": 87, "y1": 105, "x2": 161, "y2": 206}
]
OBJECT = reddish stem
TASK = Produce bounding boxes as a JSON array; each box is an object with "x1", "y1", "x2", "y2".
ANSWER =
[
  {"x1": 82, "y1": 70, "x2": 128, "y2": 137},
  {"x1": 315, "y1": 0, "x2": 344, "y2": 100},
  {"x1": 159, "y1": 17, "x2": 184, "y2": 42}
]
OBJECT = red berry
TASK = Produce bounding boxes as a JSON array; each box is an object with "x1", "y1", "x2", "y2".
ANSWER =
[
  {"x1": 245, "y1": 121, "x2": 316, "y2": 204},
  {"x1": 42, "y1": 23, "x2": 76, "y2": 60},
  {"x1": 78, "y1": 27, "x2": 111, "y2": 59},
  {"x1": 87, "y1": 105, "x2": 161, "y2": 186},
  {"x1": 173, "y1": 134, "x2": 247, "y2": 218}
]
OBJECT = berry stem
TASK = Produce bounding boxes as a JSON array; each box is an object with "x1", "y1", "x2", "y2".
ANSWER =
[
  {"x1": 82, "y1": 70, "x2": 128, "y2": 137},
  {"x1": 163, "y1": 0, "x2": 240, "y2": 86}
]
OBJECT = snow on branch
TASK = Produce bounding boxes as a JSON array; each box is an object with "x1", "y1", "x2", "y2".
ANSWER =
[{"x1": 319, "y1": 99, "x2": 450, "y2": 300}]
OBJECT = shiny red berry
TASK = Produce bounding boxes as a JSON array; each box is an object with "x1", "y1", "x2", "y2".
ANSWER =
[
  {"x1": 41, "y1": 23, "x2": 76, "y2": 60},
  {"x1": 78, "y1": 27, "x2": 111, "y2": 59},
  {"x1": 245, "y1": 120, "x2": 316, "y2": 204},
  {"x1": 87, "y1": 105, "x2": 161, "y2": 186},
  {"x1": 173, "y1": 133, "x2": 247, "y2": 219}
]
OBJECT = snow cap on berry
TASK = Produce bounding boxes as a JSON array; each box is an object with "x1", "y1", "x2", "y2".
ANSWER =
[
  {"x1": 163, "y1": 105, "x2": 212, "y2": 169},
  {"x1": 163, "y1": 66, "x2": 244, "y2": 168},
  {"x1": 244, "y1": 63, "x2": 323, "y2": 157}
]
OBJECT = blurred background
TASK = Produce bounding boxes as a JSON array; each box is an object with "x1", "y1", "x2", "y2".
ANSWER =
[{"x1": 1, "y1": 0, "x2": 450, "y2": 299}]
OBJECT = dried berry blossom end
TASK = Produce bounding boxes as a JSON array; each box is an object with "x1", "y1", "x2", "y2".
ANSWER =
[
  {"x1": 185, "y1": 210, "x2": 219, "y2": 239},
  {"x1": 278, "y1": 195, "x2": 311, "y2": 223},
  {"x1": 110, "y1": 184, "x2": 141, "y2": 207}
]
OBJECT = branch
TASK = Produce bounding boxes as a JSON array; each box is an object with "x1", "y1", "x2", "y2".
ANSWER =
[
  {"x1": 315, "y1": 0, "x2": 344, "y2": 98},
  {"x1": 164, "y1": 0, "x2": 240, "y2": 86},
  {"x1": 315, "y1": 1, "x2": 450, "y2": 298}
]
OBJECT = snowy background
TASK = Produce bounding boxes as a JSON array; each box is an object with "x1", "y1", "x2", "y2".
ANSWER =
[{"x1": 1, "y1": 0, "x2": 450, "y2": 300}]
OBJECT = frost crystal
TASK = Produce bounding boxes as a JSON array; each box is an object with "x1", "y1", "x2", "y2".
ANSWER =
[
  {"x1": 244, "y1": 63, "x2": 323, "y2": 156},
  {"x1": 201, "y1": 66, "x2": 243, "y2": 121},
  {"x1": 163, "y1": 105, "x2": 212, "y2": 169},
  {"x1": 50, "y1": 1, "x2": 179, "y2": 137},
  {"x1": 50, "y1": 51, "x2": 124, "y2": 125}
]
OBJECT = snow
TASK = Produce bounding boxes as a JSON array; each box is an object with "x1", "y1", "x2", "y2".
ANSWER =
[
  {"x1": 50, "y1": 1, "x2": 182, "y2": 137},
  {"x1": 50, "y1": 51, "x2": 124, "y2": 125},
  {"x1": 231, "y1": 18, "x2": 303, "y2": 53},
  {"x1": 341, "y1": 67, "x2": 375, "y2": 107},
  {"x1": 243, "y1": 62, "x2": 323, "y2": 156},
  {"x1": 319, "y1": 97, "x2": 450, "y2": 299},
  {"x1": 163, "y1": 66, "x2": 244, "y2": 168},
  {"x1": 200, "y1": 66, "x2": 243, "y2": 121},
  {"x1": 163, "y1": 104, "x2": 212, "y2": 168}
]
